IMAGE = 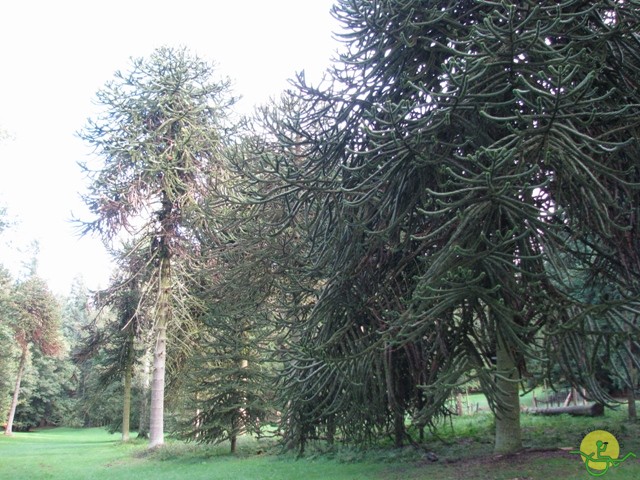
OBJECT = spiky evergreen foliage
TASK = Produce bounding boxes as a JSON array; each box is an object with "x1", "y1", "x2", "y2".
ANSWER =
[
  {"x1": 242, "y1": 0, "x2": 640, "y2": 453},
  {"x1": 79, "y1": 47, "x2": 237, "y2": 447},
  {"x1": 173, "y1": 184, "x2": 293, "y2": 452},
  {"x1": 75, "y1": 252, "x2": 148, "y2": 439},
  {"x1": 547, "y1": 238, "x2": 640, "y2": 418},
  {"x1": 179, "y1": 314, "x2": 273, "y2": 453}
]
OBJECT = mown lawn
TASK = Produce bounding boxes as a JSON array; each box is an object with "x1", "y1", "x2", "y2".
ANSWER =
[
  {"x1": 0, "y1": 428, "x2": 389, "y2": 480},
  {"x1": 1, "y1": 407, "x2": 639, "y2": 479}
]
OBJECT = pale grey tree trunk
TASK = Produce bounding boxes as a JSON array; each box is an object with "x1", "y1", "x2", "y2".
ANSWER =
[
  {"x1": 137, "y1": 349, "x2": 151, "y2": 438},
  {"x1": 5, "y1": 345, "x2": 28, "y2": 436},
  {"x1": 493, "y1": 335, "x2": 522, "y2": 454},
  {"x1": 149, "y1": 258, "x2": 171, "y2": 448},
  {"x1": 122, "y1": 360, "x2": 132, "y2": 442}
]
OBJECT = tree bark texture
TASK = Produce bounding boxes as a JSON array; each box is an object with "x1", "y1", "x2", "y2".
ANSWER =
[
  {"x1": 149, "y1": 258, "x2": 171, "y2": 448},
  {"x1": 493, "y1": 335, "x2": 522, "y2": 454},
  {"x1": 122, "y1": 360, "x2": 132, "y2": 442},
  {"x1": 137, "y1": 349, "x2": 151, "y2": 438},
  {"x1": 230, "y1": 433, "x2": 237, "y2": 454},
  {"x1": 628, "y1": 389, "x2": 637, "y2": 421}
]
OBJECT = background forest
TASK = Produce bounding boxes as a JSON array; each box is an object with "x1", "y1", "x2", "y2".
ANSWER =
[{"x1": 1, "y1": 0, "x2": 640, "y2": 460}]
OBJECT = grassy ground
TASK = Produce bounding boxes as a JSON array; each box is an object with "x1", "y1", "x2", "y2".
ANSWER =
[
  {"x1": 0, "y1": 428, "x2": 388, "y2": 480},
  {"x1": 1, "y1": 407, "x2": 639, "y2": 479},
  {"x1": 398, "y1": 404, "x2": 640, "y2": 480}
]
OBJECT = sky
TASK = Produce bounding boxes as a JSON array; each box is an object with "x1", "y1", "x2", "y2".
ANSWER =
[{"x1": 0, "y1": 0, "x2": 338, "y2": 295}]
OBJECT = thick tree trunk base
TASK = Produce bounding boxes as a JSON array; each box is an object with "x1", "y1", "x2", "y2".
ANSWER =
[
  {"x1": 493, "y1": 336, "x2": 522, "y2": 455},
  {"x1": 394, "y1": 409, "x2": 405, "y2": 448},
  {"x1": 628, "y1": 390, "x2": 637, "y2": 421}
]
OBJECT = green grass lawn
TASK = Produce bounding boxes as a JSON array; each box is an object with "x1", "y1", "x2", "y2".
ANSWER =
[
  {"x1": 1, "y1": 407, "x2": 639, "y2": 480},
  {"x1": 0, "y1": 428, "x2": 389, "y2": 480}
]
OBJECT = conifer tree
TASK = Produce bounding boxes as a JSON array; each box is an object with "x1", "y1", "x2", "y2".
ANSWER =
[
  {"x1": 172, "y1": 185, "x2": 287, "y2": 452},
  {"x1": 79, "y1": 47, "x2": 237, "y2": 448},
  {"x1": 246, "y1": 0, "x2": 640, "y2": 453}
]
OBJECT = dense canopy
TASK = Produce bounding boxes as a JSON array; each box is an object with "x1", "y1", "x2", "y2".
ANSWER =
[{"x1": 237, "y1": 0, "x2": 640, "y2": 453}]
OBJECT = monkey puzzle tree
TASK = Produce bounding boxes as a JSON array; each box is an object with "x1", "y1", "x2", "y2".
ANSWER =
[
  {"x1": 79, "y1": 46, "x2": 236, "y2": 448},
  {"x1": 247, "y1": 0, "x2": 640, "y2": 454}
]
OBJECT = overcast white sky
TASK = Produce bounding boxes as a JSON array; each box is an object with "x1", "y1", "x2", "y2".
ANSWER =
[{"x1": 0, "y1": 0, "x2": 338, "y2": 295}]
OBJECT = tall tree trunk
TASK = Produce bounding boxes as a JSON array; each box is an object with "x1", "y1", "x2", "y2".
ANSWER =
[
  {"x1": 5, "y1": 345, "x2": 28, "y2": 436},
  {"x1": 627, "y1": 388, "x2": 637, "y2": 421},
  {"x1": 383, "y1": 344, "x2": 404, "y2": 448},
  {"x1": 327, "y1": 415, "x2": 336, "y2": 445},
  {"x1": 393, "y1": 408, "x2": 405, "y2": 448},
  {"x1": 232, "y1": 357, "x2": 249, "y2": 453},
  {"x1": 122, "y1": 355, "x2": 133, "y2": 442},
  {"x1": 456, "y1": 392, "x2": 463, "y2": 416},
  {"x1": 230, "y1": 432, "x2": 237, "y2": 454},
  {"x1": 137, "y1": 349, "x2": 151, "y2": 439},
  {"x1": 149, "y1": 258, "x2": 171, "y2": 448},
  {"x1": 494, "y1": 335, "x2": 522, "y2": 454},
  {"x1": 628, "y1": 338, "x2": 637, "y2": 421}
]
